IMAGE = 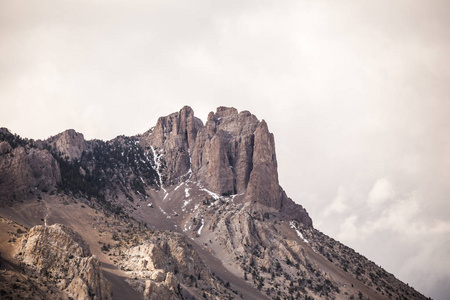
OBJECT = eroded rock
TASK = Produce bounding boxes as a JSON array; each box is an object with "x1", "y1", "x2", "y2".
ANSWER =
[{"x1": 17, "y1": 224, "x2": 112, "y2": 300}]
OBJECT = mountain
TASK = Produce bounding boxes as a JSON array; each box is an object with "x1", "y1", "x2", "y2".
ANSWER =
[{"x1": 0, "y1": 106, "x2": 430, "y2": 300}]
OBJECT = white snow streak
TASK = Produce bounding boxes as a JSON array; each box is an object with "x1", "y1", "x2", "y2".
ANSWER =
[
  {"x1": 150, "y1": 146, "x2": 166, "y2": 193},
  {"x1": 197, "y1": 218, "x2": 204, "y2": 236},
  {"x1": 200, "y1": 188, "x2": 221, "y2": 200},
  {"x1": 290, "y1": 221, "x2": 308, "y2": 243},
  {"x1": 174, "y1": 182, "x2": 184, "y2": 191},
  {"x1": 187, "y1": 149, "x2": 192, "y2": 178}
]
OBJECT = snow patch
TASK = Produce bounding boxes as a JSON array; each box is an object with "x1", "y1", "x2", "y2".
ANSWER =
[
  {"x1": 182, "y1": 199, "x2": 192, "y2": 211},
  {"x1": 174, "y1": 182, "x2": 184, "y2": 191},
  {"x1": 197, "y1": 218, "x2": 204, "y2": 236},
  {"x1": 187, "y1": 149, "x2": 192, "y2": 178},
  {"x1": 290, "y1": 221, "x2": 308, "y2": 243},
  {"x1": 159, "y1": 207, "x2": 171, "y2": 219},
  {"x1": 200, "y1": 188, "x2": 221, "y2": 200},
  {"x1": 185, "y1": 187, "x2": 190, "y2": 198},
  {"x1": 183, "y1": 222, "x2": 193, "y2": 232},
  {"x1": 150, "y1": 146, "x2": 166, "y2": 193}
]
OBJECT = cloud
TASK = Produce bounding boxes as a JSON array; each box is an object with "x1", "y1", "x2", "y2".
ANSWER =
[
  {"x1": 323, "y1": 186, "x2": 349, "y2": 216},
  {"x1": 330, "y1": 180, "x2": 450, "y2": 299},
  {"x1": 367, "y1": 192, "x2": 421, "y2": 236},
  {"x1": 338, "y1": 214, "x2": 359, "y2": 241},
  {"x1": 367, "y1": 178, "x2": 395, "y2": 207}
]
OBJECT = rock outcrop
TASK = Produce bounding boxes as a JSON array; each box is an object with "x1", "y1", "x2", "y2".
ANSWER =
[
  {"x1": 0, "y1": 142, "x2": 61, "y2": 203},
  {"x1": 191, "y1": 107, "x2": 259, "y2": 196},
  {"x1": 119, "y1": 231, "x2": 228, "y2": 300},
  {"x1": 46, "y1": 129, "x2": 87, "y2": 161},
  {"x1": 142, "y1": 106, "x2": 297, "y2": 213},
  {"x1": 243, "y1": 120, "x2": 281, "y2": 209},
  {"x1": 17, "y1": 224, "x2": 112, "y2": 300},
  {"x1": 141, "y1": 106, "x2": 203, "y2": 185}
]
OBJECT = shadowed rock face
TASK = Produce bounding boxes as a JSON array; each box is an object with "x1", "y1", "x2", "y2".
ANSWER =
[
  {"x1": 191, "y1": 107, "x2": 259, "y2": 196},
  {"x1": 244, "y1": 120, "x2": 280, "y2": 209},
  {"x1": 0, "y1": 141, "x2": 61, "y2": 203}
]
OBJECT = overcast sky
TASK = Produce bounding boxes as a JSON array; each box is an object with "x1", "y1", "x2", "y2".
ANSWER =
[{"x1": 1, "y1": 1, "x2": 449, "y2": 299}]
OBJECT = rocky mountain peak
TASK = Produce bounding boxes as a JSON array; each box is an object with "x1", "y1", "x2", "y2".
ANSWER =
[
  {"x1": 140, "y1": 106, "x2": 203, "y2": 184},
  {"x1": 147, "y1": 106, "x2": 286, "y2": 211},
  {"x1": 46, "y1": 129, "x2": 87, "y2": 161},
  {"x1": 0, "y1": 107, "x2": 430, "y2": 300}
]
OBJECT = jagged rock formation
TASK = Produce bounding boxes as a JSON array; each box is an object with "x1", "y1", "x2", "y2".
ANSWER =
[
  {"x1": 17, "y1": 224, "x2": 112, "y2": 300},
  {"x1": 0, "y1": 107, "x2": 310, "y2": 224},
  {"x1": 243, "y1": 120, "x2": 280, "y2": 209},
  {"x1": 141, "y1": 106, "x2": 203, "y2": 185},
  {"x1": 0, "y1": 138, "x2": 61, "y2": 204},
  {"x1": 46, "y1": 129, "x2": 87, "y2": 161},
  {"x1": 141, "y1": 106, "x2": 310, "y2": 223},
  {"x1": 190, "y1": 108, "x2": 259, "y2": 197},
  {"x1": 118, "y1": 231, "x2": 232, "y2": 300},
  {"x1": 0, "y1": 107, "x2": 431, "y2": 300}
]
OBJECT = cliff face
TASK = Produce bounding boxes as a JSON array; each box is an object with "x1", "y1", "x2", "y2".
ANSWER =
[
  {"x1": 17, "y1": 224, "x2": 112, "y2": 300},
  {"x1": 141, "y1": 106, "x2": 297, "y2": 215},
  {"x1": 46, "y1": 129, "x2": 87, "y2": 161},
  {"x1": 191, "y1": 107, "x2": 259, "y2": 196},
  {"x1": 0, "y1": 140, "x2": 61, "y2": 204},
  {"x1": 243, "y1": 120, "x2": 280, "y2": 209},
  {"x1": 141, "y1": 106, "x2": 203, "y2": 185}
]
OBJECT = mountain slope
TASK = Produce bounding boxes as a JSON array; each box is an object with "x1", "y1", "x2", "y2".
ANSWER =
[{"x1": 0, "y1": 107, "x2": 430, "y2": 300}]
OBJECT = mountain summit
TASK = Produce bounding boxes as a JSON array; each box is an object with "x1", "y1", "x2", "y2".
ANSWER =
[{"x1": 0, "y1": 107, "x2": 429, "y2": 299}]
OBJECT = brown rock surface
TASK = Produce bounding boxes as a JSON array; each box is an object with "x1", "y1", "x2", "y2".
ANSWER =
[
  {"x1": 191, "y1": 107, "x2": 260, "y2": 196},
  {"x1": 17, "y1": 224, "x2": 112, "y2": 300},
  {"x1": 46, "y1": 129, "x2": 87, "y2": 161},
  {"x1": 141, "y1": 106, "x2": 302, "y2": 213},
  {"x1": 0, "y1": 144, "x2": 61, "y2": 203},
  {"x1": 244, "y1": 120, "x2": 281, "y2": 209},
  {"x1": 141, "y1": 106, "x2": 203, "y2": 185}
]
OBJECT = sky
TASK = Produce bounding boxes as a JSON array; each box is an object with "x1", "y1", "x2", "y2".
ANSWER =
[{"x1": 1, "y1": 1, "x2": 449, "y2": 299}]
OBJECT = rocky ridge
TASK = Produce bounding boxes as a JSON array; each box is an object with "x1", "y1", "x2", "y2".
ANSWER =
[
  {"x1": 0, "y1": 107, "x2": 431, "y2": 300},
  {"x1": 140, "y1": 106, "x2": 311, "y2": 225},
  {"x1": 17, "y1": 223, "x2": 112, "y2": 300}
]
